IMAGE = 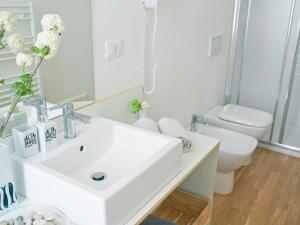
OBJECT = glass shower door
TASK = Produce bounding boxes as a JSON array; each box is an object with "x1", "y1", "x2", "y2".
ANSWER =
[{"x1": 281, "y1": 28, "x2": 300, "y2": 149}]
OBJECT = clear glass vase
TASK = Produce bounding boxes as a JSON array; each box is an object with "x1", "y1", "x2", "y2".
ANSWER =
[{"x1": 0, "y1": 143, "x2": 18, "y2": 214}]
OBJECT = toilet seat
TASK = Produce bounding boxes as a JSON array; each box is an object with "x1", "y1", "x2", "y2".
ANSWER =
[
  {"x1": 218, "y1": 104, "x2": 273, "y2": 128},
  {"x1": 203, "y1": 105, "x2": 273, "y2": 140}
]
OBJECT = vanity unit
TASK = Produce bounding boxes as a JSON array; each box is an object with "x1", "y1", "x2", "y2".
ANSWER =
[
  {"x1": 11, "y1": 117, "x2": 219, "y2": 225},
  {"x1": 129, "y1": 131, "x2": 219, "y2": 225}
]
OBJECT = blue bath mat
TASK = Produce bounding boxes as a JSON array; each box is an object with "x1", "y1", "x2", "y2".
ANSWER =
[{"x1": 140, "y1": 215, "x2": 178, "y2": 225}]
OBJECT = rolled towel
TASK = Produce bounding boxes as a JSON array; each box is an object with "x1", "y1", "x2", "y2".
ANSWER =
[
  {"x1": 141, "y1": 215, "x2": 178, "y2": 225},
  {"x1": 133, "y1": 117, "x2": 160, "y2": 133},
  {"x1": 158, "y1": 117, "x2": 192, "y2": 152}
]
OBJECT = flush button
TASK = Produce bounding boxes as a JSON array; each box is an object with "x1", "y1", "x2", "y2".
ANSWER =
[
  {"x1": 209, "y1": 34, "x2": 223, "y2": 57},
  {"x1": 105, "y1": 39, "x2": 124, "y2": 60}
]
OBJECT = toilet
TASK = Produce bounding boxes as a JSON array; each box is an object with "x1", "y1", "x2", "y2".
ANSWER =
[
  {"x1": 203, "y1": 104, "x2": 273, "y2": 140},
  {"x1": 197, "y1": 124, "x2": 257, "y2": 195}
]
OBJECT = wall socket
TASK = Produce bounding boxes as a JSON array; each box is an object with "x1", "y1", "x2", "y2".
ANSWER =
[{"x1": 105, "y1": 39, "x2": 124, "y2": 60}]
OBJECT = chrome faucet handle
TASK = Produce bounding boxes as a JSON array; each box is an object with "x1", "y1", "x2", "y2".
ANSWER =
[
  {"x1": 49, "y1": 103, "x2": 91, "y2": 122},
  {"x1": 70, "y1": 112, "x2": 91, "y2": 124},
  {"x1": 49, "y1": 103, "x2": 91, "y2": 138},
  {"x1": 49, "y1": 102, "x2": 74, "y2": 115},
  {"x1": 191, "y1": 114, "x2": 203, "y2": 132},
  {"x1": 23, "y1": 96, "x2": 47, "y2": 122}
]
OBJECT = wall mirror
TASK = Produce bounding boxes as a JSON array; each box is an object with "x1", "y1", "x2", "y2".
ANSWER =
[{"x1": 0, "y1": 0, "x2": 144, "y2": 130}]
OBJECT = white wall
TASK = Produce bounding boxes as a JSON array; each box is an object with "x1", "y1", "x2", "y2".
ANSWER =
[
  {"x1": 91, "y1": 0, "x2": 144, "y2": 99},
  {"x1": 144, "y1": 0, "x2": 235, "y2": 126},
  {"x1": 2, "y1": 0, "x2": 236, "y2": 128},
  {"x1": 0, "y1": 0, "x2": 95, "y2": 103}
]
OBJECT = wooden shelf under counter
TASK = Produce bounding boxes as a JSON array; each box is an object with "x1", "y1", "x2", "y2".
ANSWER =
[{"x1": 152, "y1": 189, "x2": 210, "y2": 225}]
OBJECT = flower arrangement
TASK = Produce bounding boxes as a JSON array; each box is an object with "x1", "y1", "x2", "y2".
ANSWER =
[
  {"x1": 0, "y1": 13, "x2": 65, "y2": 138},
  {"x1": 0, "y1": 12, "x2": 16, "y2": 50},
  {"x1": 130, "y1": 99, "x2": 151, "y2": 114}
]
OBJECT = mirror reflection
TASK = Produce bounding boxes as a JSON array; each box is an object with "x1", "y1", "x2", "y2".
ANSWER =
[{"x1": 0, "y1": 0, "x2": 95, "y2": 126}]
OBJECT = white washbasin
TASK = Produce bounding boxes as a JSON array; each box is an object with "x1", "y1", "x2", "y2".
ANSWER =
[{"x1": 12, "y1": 116, "x2": 182, "y2": 225}]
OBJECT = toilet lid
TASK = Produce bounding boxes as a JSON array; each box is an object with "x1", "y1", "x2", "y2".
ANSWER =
[{"x1": 218, "y1": 104, "x2": 273, "y2": 128}]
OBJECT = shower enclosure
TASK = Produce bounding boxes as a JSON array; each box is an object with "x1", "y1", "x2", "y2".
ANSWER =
[{"x1": 225, "y1": 0, "x2": 300, "y2": 152}]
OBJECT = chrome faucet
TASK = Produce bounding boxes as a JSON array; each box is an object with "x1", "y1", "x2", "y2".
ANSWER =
[
  {"x1": 49, "y1": 103, "x2": 91, "y2": 139},
  {"x1": 23, "y1": 96, "x2": 48, "y2": 122},
  {"x1": 191, "y1": 114, "x2": 204, "y2": 132}
]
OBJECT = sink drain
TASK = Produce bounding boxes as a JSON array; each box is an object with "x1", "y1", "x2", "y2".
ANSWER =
[{"x1": 91, "y1": 172, "x2": 107, "y2": 181}]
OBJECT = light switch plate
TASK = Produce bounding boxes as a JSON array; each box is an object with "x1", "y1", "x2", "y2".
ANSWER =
[
  {"x1": 105, "y1": 39, "x2": 124, "y2": 60},
  {"x1": 209, "y1": 34, "x2": 223, "y2": 57}
]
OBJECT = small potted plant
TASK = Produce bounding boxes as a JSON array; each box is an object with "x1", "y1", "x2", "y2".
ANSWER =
[
  {"x1": 130, "y1": 99, "x2": 151, "y2": 118},
  {"x1": 0, "y1": 12, "x2": 64, "y2": 213}
]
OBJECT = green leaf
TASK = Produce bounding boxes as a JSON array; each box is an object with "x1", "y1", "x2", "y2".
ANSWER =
[
  {"x1": 19, "y1": 90, "x2": 27, "y2": 97},
  {"x1": 31, "y1": 46, "x2": 41, "y2": 54},
  {"x1": 11, "y1": 74, "x2": 34, "y2": 98},
  {"x1": 0, "y1": 79, "x2": 4, "y2": 85},
  {"x1": 131, "y1": 99, "x2": 142, "y2": 114},
  {"x1": 20, "y1": 74, "x2": 32, "y2": 82},
  {"x1": 24, "y1": 82, "x2": 33, "y2": 90},
  {"x1": 0, "y1": 43, "x2": 6, "y2": 50},
  {"x1": 41, "y1": 46, "x2": 51, "y2": 57},
  {"x1": 11, "y1": 82, "x2": 23, "y2": 91},
  {"x1": 25, "y1": 89, "x2": 34, "y2": 96},
  {"x1": 0, "y1": 26, "x2": 5, "y2": 40}
]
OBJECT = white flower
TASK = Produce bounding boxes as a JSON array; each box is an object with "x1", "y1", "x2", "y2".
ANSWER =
[
  {"x1": 16, "y1": 52, "x2": 33, "y2": 67},
  {"x1": 7, "y1": 34, "x2": 24, "y2": 54},
  {"x1": 141, "y1": 101, "x2": 151, "y2": 110},
  {"x1": 41, "y1": 14, "x2": 65, "y2": 34},
  {"x1": 35, "y1": 31, "x2": 61, "y2": 59},
  {"x1": 0, "y1": 11, "x2": 16, "y2": 32}
]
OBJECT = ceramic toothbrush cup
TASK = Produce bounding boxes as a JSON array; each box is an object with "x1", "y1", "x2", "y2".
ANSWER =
[{"x1": 13, "y1": 124, "x2": 39, "y2": 158}]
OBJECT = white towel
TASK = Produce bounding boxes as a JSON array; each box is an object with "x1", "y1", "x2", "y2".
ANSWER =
[
  {"x1": 158, "y1": 117, "x2": 192, "y2": 152},
  {"x1": 133, "y1": 117, "x2": 160, "y2": 133},
  {"x1": 158, "y1": 117, "x2": 188, "y2": 138}
]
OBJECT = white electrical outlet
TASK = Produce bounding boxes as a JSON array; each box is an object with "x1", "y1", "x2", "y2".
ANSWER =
[{"x1": 142, "y1": 0, "x2": 158, "y2": 9}]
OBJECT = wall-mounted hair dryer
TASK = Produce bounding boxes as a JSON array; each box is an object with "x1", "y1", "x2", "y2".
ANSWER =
[
  {"x1": 142, "y1": 0, "x2": 158, "y2": 9},
  {"x1": 141, "y1": 0, "x2": 159, "y2": 95}
]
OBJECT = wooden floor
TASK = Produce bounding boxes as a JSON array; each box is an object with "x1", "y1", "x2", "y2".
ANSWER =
[
  {"x1": 153, "y1": 189, "x2": 209, "y2": 225},
  {"x1": 211, "y1": 148, "x2": 300, "y2": 225}
]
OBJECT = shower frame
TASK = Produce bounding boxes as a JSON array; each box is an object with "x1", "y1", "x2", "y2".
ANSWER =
[{"x1": 224, "y1": 0, "x2": 300, "y2": 153}]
